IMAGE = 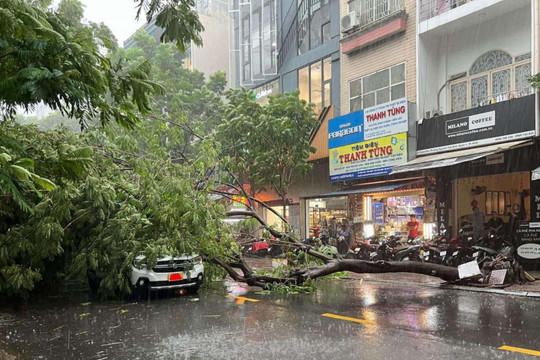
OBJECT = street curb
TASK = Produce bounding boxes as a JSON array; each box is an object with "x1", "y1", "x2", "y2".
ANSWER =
[{"x1": 342, "y1": 276, "x2": 540, "y2": 298}]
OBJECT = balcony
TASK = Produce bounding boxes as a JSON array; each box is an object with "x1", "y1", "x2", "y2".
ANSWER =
[
  {"x1": 341, "y1": 0, "x2": 406, "y2": 54},
  {"x1": 419, "y1": 0, "x2": 475, "y2": 22},
  {"x1": 418, "y1": 0, "x2": 530, "y2": 35}
]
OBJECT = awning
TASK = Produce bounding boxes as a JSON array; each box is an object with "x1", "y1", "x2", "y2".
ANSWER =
[
  {"x1": 391, "y1": 140, "x2": 531, "y2": 175},
  {"x1": 320, "y1": 183, "x2": 407, "y2": 197}
]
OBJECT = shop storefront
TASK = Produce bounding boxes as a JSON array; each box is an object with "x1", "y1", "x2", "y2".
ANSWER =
[
  {"x1": 392, "y1": 94, "x2": 538, "y2": 241},
  {"x1": 316, "y1": 97, "x2": 432, "y2": 240},
  {"x1": 362, "y1": 183, "x2": 434, "y2": 239}
]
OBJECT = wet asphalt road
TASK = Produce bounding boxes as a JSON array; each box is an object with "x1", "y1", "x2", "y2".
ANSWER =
[{"x1": 0, "y1": 279, "x2": 539, "y2": 360}]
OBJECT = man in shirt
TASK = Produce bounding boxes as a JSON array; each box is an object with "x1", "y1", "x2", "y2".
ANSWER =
[
  {"x1": 407, "y1": 215, "x2": 419, "y2": 240},
  {"x1": 487, "y1": 211, "x2": 504, "y2": 235},
  {"x1": 470, "y1": 206, "x2": 485, "y2": 240}
]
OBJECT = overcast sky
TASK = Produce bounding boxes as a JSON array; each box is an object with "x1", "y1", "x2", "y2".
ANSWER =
[{"x1": 80, "y1": 0, "x2": 147, "y2": 45}]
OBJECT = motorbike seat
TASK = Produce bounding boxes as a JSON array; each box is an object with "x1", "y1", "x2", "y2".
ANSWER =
[{"x1": 392, "y1": 246, "x2": 409, "y2": 254}]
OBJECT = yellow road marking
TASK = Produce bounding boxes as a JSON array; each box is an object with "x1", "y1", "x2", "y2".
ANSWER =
[
  {"x1": 321, "y1": 313, "x2": 375, "y2": 325},
  {"x1": 499, "y1": 346, "x2": 540, "y2": 357},
  {"x1": 226, "y1": 295, "x2": 259, "y2": 302}
]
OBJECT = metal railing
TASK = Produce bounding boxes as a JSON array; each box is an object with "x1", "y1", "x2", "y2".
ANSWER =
[
  {"x1": 350, "y1": 0, "x2": 404, "y2": 30},
  {"x1": 419, "y1": 0, "x2": 475, "y2": 22},
  {"x1": 470, "y1": 88, "x2": 533, "y2": 108}
]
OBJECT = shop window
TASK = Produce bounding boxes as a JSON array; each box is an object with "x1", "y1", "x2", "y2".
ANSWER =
[
  {"x1": 449, "y1": 51, "x2": 532, "y2": 112},
  {"x1": 308, "y1": 197, "x2": 348, "y2": 237},
  {"x1": 348, "y1": 62, "x2": 405, "y2": 113},
  {"x1": 297, "y1": 0, "x2": 331, "y2": 56},
  {"x1": 298, "y1": 57, "x2": 332, "y2": 111}
]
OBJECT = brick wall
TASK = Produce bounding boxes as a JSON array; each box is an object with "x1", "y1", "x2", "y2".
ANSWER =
[{"x1": 339, "y1": 0, "x2": 417, "y2": 114}]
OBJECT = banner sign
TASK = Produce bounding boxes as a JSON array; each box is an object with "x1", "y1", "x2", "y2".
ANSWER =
[
  {"x1": 516, "y1": 222, "x2": 540, "y2": 270},
  {"x1": 329, "y1": 132, "x2": 408, "y2": 182},
  {"x1": 417, "y1": 95, "x2": 535, "y2": 155},
  {"x1": 328, "y1": 98, "x2": 408, "y2": 182}
]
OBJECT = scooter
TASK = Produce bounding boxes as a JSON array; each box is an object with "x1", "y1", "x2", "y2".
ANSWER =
[
  {"x1": 472, "y1": 233, "x2": 515, "y2": 266},
  {"x1": 394, "y1": 241, "x2": 423, "y2": 262},
  {"x1": 353, "y1": 241, "x2": 378, "y2": 260}
]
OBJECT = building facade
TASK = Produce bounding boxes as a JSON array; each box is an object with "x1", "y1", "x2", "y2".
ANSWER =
[
  {"x1": 124, "y1": 0, "x2": 229, "y2": 80},
  {"x1": 228, "y1": 0, "x2": 341, "y2": 111},
  {"x1": 401, "y1": 0, "x2": 539, "y2": 263}
]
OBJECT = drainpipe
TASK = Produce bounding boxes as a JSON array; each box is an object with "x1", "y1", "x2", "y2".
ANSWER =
[{"x1": 535, "y1": 0, "x2": 540, "y2": 137}]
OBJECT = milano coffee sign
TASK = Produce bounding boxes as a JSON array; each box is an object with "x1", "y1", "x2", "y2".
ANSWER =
[
  {"x1": 445, "y1": 111, "x2": 495, "y2": 135},
  {"x1": 418, "y1": 95, "x2": 535, "y2": 155}
]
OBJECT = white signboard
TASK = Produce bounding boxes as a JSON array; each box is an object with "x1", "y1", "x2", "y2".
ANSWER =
[
  {"x1": 517, "y1": 243, "x2": 540, "y2": 260},
  {"x1": 458, "y1": 260, "x2": 481, "y2": 279},
  {"x1": 363, "y1": 98, "x2": 408, "y2": 140}
]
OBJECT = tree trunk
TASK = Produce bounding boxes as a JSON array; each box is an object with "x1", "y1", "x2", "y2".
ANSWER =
[
  {"x1": 291, "y1": 259, "x2": 460, "y2": 283},
  {"x1": 213, "y1": 257, "x2": 461, "y2": 289},
  {"x1": 280, "y1": 196, "x2": 289, "y2": 233}
]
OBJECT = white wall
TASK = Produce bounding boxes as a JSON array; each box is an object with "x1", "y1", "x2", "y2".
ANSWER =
[{"x1": 418, "y1": 5, "x2": 532, "y2": 115}]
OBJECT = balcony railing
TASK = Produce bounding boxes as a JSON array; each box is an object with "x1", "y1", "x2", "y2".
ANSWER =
[
  {"x1": 419, "y1": 0, "x2": 474, "y2": 22},
  {"x1": 353, "y1": 0, "x2": 404, "y2": 31}
]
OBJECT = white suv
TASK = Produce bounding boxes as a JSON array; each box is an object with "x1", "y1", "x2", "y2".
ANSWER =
[{"x1": 131, "y1": 254, "x2": 204, "y2": 296}]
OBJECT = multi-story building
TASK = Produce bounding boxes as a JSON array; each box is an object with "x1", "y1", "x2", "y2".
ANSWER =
[
  {"x1": 291, "y1": 0, "x2": 426, "y2": 240},
  {"x1": 228, "y1": 0, "x2": 341, "y2": 111},
  {"x1": 228, "y1": 0, "x2": 343, "y2": 233},
  {"x1": 124, "y1": 0, "x2": 229, "y2": 79},
  {"x1": 400, "y1": 0, "x2": 538, "y2": 241}
]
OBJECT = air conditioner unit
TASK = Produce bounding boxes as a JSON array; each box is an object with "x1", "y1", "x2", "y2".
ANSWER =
[
  {"x1": 425, "y1": 109, "x2": 443, "y2": 119},
  {"x1": 341, "y1": 11, "x2": 359, "y2": 33}
]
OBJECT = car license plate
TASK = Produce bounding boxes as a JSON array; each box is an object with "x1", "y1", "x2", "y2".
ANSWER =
[
  {"x1": 473, "y1": 251, "x2": 480, "y2": 258},
  {"x1": 440, "y1": 251, "x2": 446, "y2": 257},
  {"x1": 169, "y1": 273, "x2": 183, "y2": 281}
]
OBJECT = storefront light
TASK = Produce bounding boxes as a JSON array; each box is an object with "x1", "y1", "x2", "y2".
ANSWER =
[
  {"x1": 363, "y1": 196, "x2": 373, "y2": 220},
  {"x1": 423, "y1": 223, "x2": 437, "y2": 241},
  {"x1": 364, "y1": 222, "x2": 375, "y2": 238}
]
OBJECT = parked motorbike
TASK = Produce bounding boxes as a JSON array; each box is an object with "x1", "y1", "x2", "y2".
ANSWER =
[
  {"x1": 472, "y1": 232, "x2": 515, "y2": 266},
  {"x1": 353, "y1": 241, "x2": 378, "y2": 260}
]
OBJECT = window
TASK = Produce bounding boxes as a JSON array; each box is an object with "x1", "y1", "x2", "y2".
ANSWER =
[
  {"x1": 348, "y1": 63, "x2": 405, "y2": 113},
  {"x1": 449, "y1": 51, "x2": 532, "y2": 112},
  {"x1": 262, "y1": 0, "x2": 277, "y2": 75},
  {"x1": 229, "y1": 0, "x2": 277, "y2": 87},
  {"x1": 297, "y1": 0, "x2": 331, "y2": 55},
  {"x1": 298, "y1": 57, "x2": 332, "y2": 111}
]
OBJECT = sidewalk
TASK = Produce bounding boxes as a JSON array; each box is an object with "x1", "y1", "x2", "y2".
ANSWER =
[{"x1": 244, "y1": 257, "x2": 540, "y2": 298}]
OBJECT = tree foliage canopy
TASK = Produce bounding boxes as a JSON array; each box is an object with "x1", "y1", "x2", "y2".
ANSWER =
[
  {"x1": 0, "y1": 0, "x2": 176, "y2": 128},
  {"x1": 0, "y1": 0, "x2": 326, "y2": 299},
  {"x1": 216, "y1": 89, "x2": 318, "y2": 208}
]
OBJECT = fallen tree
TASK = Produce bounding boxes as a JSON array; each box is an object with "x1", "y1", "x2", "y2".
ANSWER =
[{"x1": 209, "y1": 194, "x2": 531, "y2": 289}]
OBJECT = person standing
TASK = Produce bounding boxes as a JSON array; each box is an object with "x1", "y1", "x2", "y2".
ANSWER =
[
  {"x1": 337, "y1": 219, "x2": 353, "y2": 255},
  {"x1": 407, "y1": 215, "x2": 419, "y2": 240},
  {"x1": 487, "y1": 211, "x2": 504, "y2": 235},
  {"x1": 470, "y1": 206, "x2": 485, "y2": 240}
]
